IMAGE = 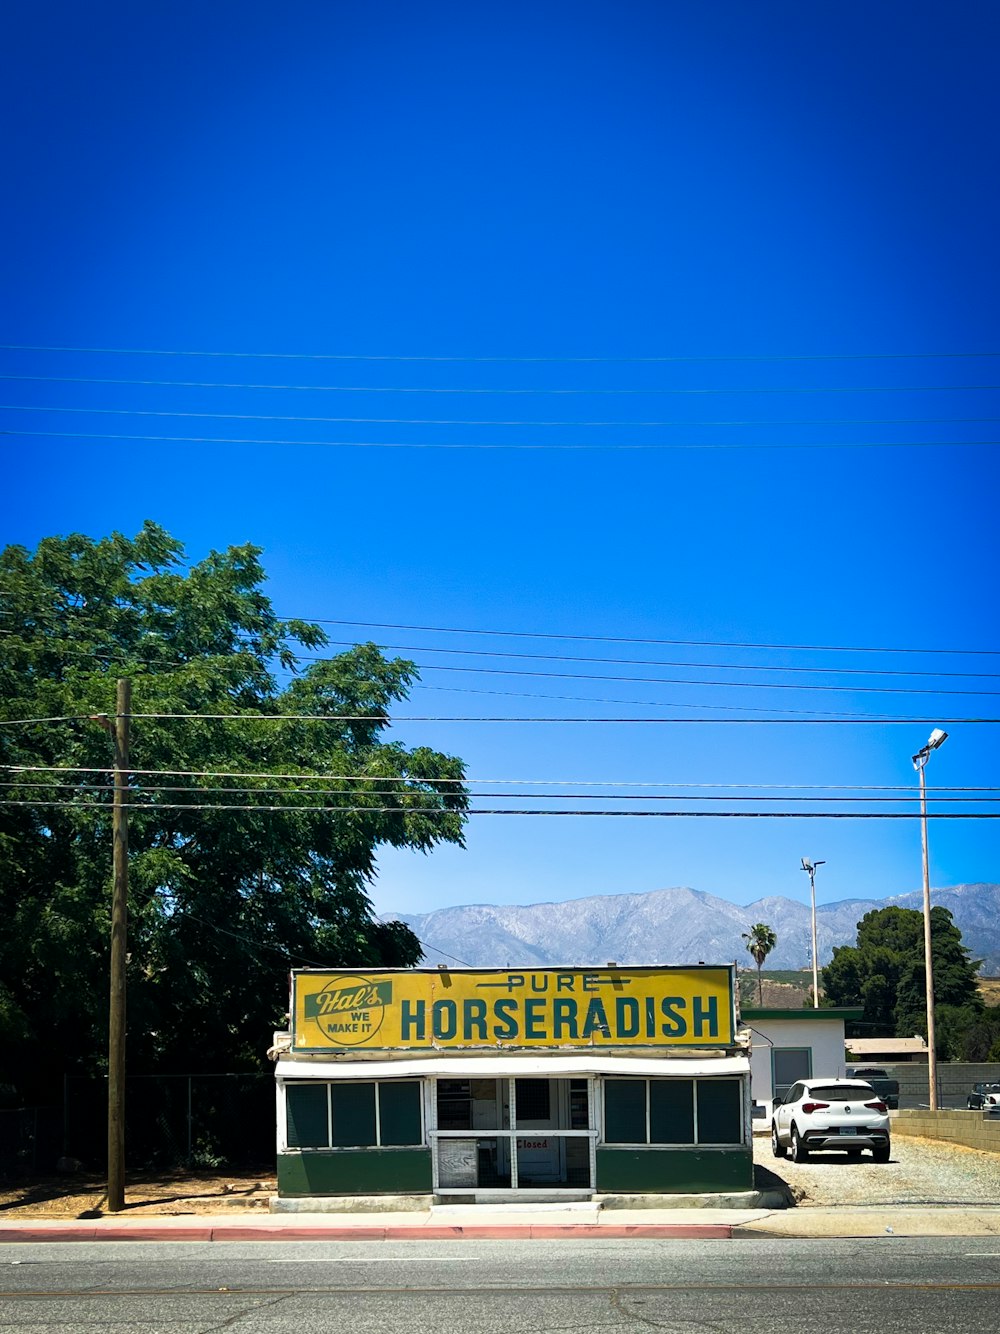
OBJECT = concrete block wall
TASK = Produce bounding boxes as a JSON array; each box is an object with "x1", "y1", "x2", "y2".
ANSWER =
[
  {"x1": 879, "y1": 1062, "x2": 1000, "y2": 1111},
  {"x1": 891, "y1": 1108, "x2": 1000, "y2": 1153}
]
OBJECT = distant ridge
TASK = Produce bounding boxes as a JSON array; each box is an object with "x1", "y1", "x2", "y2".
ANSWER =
[{"x1": 392, "y1": 882, "x2": 1000, "y2": 973}]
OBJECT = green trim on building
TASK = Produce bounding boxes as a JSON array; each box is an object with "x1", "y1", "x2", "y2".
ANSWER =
[
  {"x1": 278, "y1": 1148, "x2": 432, "y2": 1196},
  {"x1": 595, "y1": 1146, "x2": 752, "y2": 1193},
  {"x1": 742, "y1": 1007, "x2": 863, "y2": 1021}
]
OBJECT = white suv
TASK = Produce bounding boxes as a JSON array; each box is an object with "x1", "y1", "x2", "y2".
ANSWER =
[{"x1": 772, "y1": 1078, "x2": 891, "y2": 1163}]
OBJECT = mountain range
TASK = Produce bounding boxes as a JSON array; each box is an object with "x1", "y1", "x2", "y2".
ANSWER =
[{"x1": 394, "y1": 882, "x2": 1000, "y2": 976}]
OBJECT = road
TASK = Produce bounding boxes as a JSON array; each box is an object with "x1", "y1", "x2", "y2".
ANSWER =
[{"x1": 3, "y1": 1237, "x2": 999, "y2": 1332}]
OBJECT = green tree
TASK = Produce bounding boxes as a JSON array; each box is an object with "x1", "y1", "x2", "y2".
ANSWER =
[
  {"x1": 742, "y1": 923, "x2": 777, "y2": 1005},
  {"x1": 956, "y1": 1006, "x2": 1000, "y2": 1062},
  {"x1": 0, "y1": 524, "x2": 469, "y2": 1101},
  {"x1": 822, "y1": 905, "x2": 982, "y2": 1049}
]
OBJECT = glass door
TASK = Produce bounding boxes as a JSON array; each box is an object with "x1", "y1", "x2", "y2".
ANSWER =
[{"x1": 432, "y1": 1076, "x2": 595, "y2": 1193}]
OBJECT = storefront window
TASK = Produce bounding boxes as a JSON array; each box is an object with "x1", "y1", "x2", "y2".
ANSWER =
[
  {"x1": 379, "y1": 1080, "x2": 423, "y2": 1145},
  {"x1": 331, "y1": 1083, "x2": 376, "y2": 1147},
  {"x1": 604, "y1": 1078, "x2": 646, "y2": 1144},
  {"x1": 604, "y1": 1077, "x2": 742, "y2": 1146},
  {"x1": 286, "y1": 1081, "x2": 421, "y2": 1148},
  {"x1": 649, "y1": 1079, "x2": 694, "y2": 1143},
  {"x1": 286, "y1": 1083, "x2": 328, "y2": 1148},
  {"x1": 696, "y1": 1080, "x2": 742, "y2": 1143},
  {"x1": 436, "y1": 1078, "x2": 509, "y2": 1130}
]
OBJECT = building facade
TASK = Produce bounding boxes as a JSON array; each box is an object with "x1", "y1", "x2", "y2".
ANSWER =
[
  {"x1": 742, "y1": 1006, "x2": 863, "y2": 1121},
  {"x1": 273, "y1": 964, "x2": 752, "y2": 1200}
]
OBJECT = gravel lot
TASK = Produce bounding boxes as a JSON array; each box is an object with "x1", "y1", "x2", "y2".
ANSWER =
[{"x1": 754, "y1": 1131, "x2": 1000, "y2": 1207}]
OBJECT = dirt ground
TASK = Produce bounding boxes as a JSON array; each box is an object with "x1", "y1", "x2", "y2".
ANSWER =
[{"x1": 0, "y1": 1170, "x2": 277, "y2": 1219}]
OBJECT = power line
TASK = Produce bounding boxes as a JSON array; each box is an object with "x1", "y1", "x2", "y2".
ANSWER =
[
  {"x1": 8, "y1": 614, "x2": 1000, "y2": 681},
  {"x1": 112, "y1": 711, "x2": 1000, "y2": 724},
  {"x1": 4, "y1": 341, "x2": 1000, "y2": 364},
  {"x1": 314, "y1": 638, "x2": 1000, "y2": 682},
  {"x1": 1, "y1": 799, "x2": 996, "y2": 818},
  {"x1": 416, "y1": 939, "x2": 473, "y2": 967},
  {"x1": 0, "y1": 714, "x2": 92, "y2": 727},
  {"x1": 3, "y1": 711, "x2": 997, "y2": 725},
  {"x1": 6, "y1": 402, "x2": 998, "y2": 428},
  {"x1": 6, "y1": 427, "x2": 995, "y2": 452},
  {"x1": 3, "y1": 764, "x2": 995, "y2": 792},
  {"x1": 5, "y1": 371, "x2": 1000, "y2": 396},
  {"x1": 293, "y1": 659, "x2": 1000, "y2": 697},
  {"x1": 276, "y1": 616, "x2": 1000, "y2": 660},
  {"x1": 178, "y1": 908, "x2": 327, "y2": 969},
  {"x1": 4, "y1": 781, "x2": 994, "y2": 803},
  {"x1": 415, "y1": 682, "x2": 909, "y2": 719},
  {"x1": 11, "y1": 618, "x2": 1000, "y2": 685}
]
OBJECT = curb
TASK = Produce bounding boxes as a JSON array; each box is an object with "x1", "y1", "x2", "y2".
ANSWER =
[{"x1": 0, "y1": 1222, "x2": 734, "y2": 1243}]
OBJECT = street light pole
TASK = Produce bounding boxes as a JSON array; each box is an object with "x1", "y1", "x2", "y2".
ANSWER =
[
  {"x1": 912, "y1": 727, "x2": 948, "y2": 1112},
  {"x1": 801, "y1": 858, "x2": 825, "y2": 1008}
]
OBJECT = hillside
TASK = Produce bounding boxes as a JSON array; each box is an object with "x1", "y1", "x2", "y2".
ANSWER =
[{"x1": 394, "y1": 882, "x2": 1000, "y2": 973}]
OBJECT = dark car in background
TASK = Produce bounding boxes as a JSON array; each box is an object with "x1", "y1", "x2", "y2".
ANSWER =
[
  {"x1": 967, "y1": 1082, "x2": 1000, "y2": 1110},
  {"x1": 846, "y1": 1067, "x2": 900, "y2": 1110}
]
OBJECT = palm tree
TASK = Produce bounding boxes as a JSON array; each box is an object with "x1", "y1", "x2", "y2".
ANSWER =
[{"x1": 742, "y1": 922, "x2": 777, "y2": 1005}]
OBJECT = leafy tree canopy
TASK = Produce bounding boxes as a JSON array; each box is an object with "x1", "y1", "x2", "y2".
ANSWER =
[
  {"x1": 0, "y1": 524, "x2": 468, "y2": 1097},
  {"x1": 822, "y1": 905, "x2": 982, "y2": 1053}
]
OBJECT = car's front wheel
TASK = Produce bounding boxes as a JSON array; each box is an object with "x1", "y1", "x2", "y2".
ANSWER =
[
  {"x1": 790, "y1": 1125, "x2": 809, "y2": 1162},
  {"x1": 771, "y1": 1123, "x2": 786, "y2": 1158}
]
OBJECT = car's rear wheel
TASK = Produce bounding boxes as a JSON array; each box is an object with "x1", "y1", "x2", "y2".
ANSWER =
[
  {"x1": 790, "y1": 1125, "x2": 809, "y2": 1162},
  {"x1": 872, "y1": 1142, "x2": 891, "y2": 1163},
  {"x1": 771, "y1": 1123, "x2": 786, "y2": 1158}
]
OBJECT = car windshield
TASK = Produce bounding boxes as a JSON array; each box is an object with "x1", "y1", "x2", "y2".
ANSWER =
[{"x1": 807, "y1": 1085, "x2": 874, "y2": 1103}]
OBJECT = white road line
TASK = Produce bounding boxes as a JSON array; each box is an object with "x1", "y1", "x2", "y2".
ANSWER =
[{"x1": 267, "y1": 1256, "x2": 479, "y2": 1263}]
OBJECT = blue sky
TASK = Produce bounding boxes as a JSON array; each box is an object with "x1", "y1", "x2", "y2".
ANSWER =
[{"x1": 2, "y1": 1, "x2": 998, "y2": 921}]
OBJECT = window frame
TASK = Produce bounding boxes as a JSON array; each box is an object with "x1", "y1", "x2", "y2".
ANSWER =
[
  {"x1": 284, "y1": 1079, "x2": 424, "y2": 1151},
  {"x1": 601, "y1": 1076, "x2": 744, "y2": 1148},
  {"x1": 771, "y1": 1047, "x2": 813, "y2": 1103}
]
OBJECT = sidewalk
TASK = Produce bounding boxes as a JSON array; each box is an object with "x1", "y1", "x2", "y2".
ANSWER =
[{"x1": 3, "y1": 1200, "x2": 1000, "y2": 1242}]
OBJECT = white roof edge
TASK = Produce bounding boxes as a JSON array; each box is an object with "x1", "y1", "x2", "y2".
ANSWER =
[{"x1": 275, "y1": 1053, "x2": 750, "y2": 1081}]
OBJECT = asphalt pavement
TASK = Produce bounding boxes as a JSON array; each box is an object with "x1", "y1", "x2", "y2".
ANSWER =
[{"x1": 2, "y1": 1236, "x2": 999, "y2": 1333}]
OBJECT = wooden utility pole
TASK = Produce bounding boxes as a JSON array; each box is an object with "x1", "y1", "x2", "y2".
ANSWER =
[{"x1": 94, "y1": 679, "x2": 131, "y2": 1212}]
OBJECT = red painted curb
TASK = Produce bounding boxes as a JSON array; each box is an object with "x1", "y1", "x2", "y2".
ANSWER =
[
  {"x1": 0, "y1": 1227, "x2": 214, "y2": 1243},
  {"x1": 0, "y1": 1222, "x2": 733, "y2": 1243},
  {"x1": 210, "y1": 1226, "x2": 391, "y2": 1241}
]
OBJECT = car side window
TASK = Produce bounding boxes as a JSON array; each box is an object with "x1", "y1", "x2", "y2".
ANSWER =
[{"x1": 786, "y1": 1083, "x2": 801, "y2": 1104}]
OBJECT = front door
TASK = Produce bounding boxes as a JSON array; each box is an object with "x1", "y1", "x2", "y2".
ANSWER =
[
  {"x1": 514, "y1": 1078, "x2": 561, "y2": 1183},
  {"x1": 432, "y1": 1076, "x2": 594, "y2": 1193}
]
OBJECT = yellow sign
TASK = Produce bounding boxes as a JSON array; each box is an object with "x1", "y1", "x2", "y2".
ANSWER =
[{"x1": 291, "y1": 966, "x2": 735, "y2": 1051}]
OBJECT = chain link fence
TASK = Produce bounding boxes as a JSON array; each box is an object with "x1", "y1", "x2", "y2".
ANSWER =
[
  {"x1": 884, "y1": 1062, "x2": 1000, "y2": 1110},
  {"x1": 0, "y1": 1106, "x2": 64, "y2": 1182},
  {"x1": 60, "y1": 1073, "x2": 275, "y2": 1172}
]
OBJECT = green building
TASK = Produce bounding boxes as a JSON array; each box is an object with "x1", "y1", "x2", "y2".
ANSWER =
[{"x1": 273, "y1": 964, "x2": 752, "y2": 1202}]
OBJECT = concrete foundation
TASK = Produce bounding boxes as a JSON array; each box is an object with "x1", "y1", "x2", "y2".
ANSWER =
[{"x1": 271, "y1": 1194, "x2": 434, "y2": 1214}]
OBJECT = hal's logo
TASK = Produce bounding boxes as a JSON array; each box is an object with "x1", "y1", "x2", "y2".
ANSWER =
[{"x1": 303, "y1": 975, "x2": 392, "y2": 1046}]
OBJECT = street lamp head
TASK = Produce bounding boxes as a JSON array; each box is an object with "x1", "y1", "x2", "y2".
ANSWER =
[
  {"x1": 913, "y1": 727, "x2": 949, "y2": 769},
  {"x1": 801, "y1": 857, "x2": 813, "y2": 873}
]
